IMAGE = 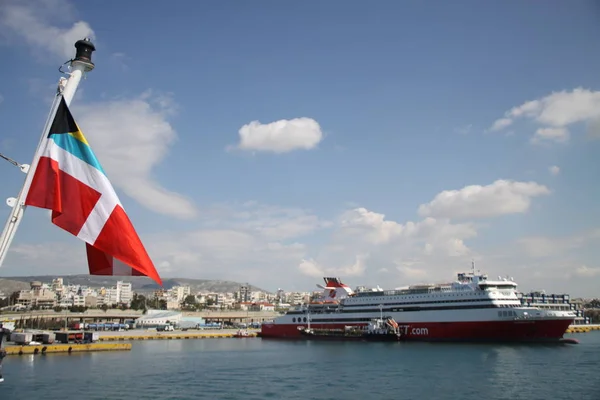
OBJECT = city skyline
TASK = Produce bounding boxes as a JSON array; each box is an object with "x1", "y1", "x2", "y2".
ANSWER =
[{"x1": 0, "y1": 1, "x2": 599, "y2": 297}]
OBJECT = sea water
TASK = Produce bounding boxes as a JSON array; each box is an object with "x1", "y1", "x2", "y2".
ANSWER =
[{"x1": 1, "y1": 332, "x2": 599, "y2": 400}]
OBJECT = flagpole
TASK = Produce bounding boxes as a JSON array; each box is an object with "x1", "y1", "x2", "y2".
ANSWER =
[{"x1": 0, "y1": 38, "x2": 96, "y2": 269}]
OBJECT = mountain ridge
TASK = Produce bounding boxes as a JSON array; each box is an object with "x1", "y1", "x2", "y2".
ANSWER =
[{"x1": 0, "y1": 274, "x2": 269, "y2": 295}]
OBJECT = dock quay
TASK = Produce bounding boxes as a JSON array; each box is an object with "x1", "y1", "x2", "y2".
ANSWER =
[
  {"x1": 565, "y1": 324, "x2": 600, "y2": 334},
  {"x1": 4, "y1": 342, "x2": 131, "y2": 356},
  {"x1": 98, "y1": 329, "x2": 258, "y2": 341}
]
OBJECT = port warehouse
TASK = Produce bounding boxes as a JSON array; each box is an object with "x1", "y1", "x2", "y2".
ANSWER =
[
  {"x1": 69, "y1": 311, "x2": 261, "y2": 331},
  {"x1": 98, "y1": 310, "x2": 260, "y2": 330},
  {"x1": 2, "y1": 309, "x2": 271, "y2": 331}
]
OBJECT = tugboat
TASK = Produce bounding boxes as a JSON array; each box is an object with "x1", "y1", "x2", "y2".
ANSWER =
[
  {"x1": 233, "y1": 329, "x2": 252, "y2": 338},
  {"x1": 362, "y1": 317, "x2": 403, "y2": 342},
  {"x1": 298, "y1": 317, "x2": 404, "y2": 342}
]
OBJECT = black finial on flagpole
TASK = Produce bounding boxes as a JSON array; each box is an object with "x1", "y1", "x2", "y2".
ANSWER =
[{"x1": 73, "y1": 38, "x2": 96, "y2": 72}]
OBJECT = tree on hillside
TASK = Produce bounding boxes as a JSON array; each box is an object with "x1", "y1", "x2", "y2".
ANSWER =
[
  {"x1": 130, "y1": 293, "x2": 147, "y2": 310},
  {"x1": 181, "y1": 295, "x2": 198, "y2": 311}
]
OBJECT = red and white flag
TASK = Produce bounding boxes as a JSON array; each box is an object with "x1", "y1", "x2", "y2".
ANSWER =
[{"x1": 24, "y1": 97, "x2": 162, "y2": 286}]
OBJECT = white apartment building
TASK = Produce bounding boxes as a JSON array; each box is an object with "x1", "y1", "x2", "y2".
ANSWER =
[
  {"x1": 105, "y1": 281, "x2": 133, "y2": 305},
  {"x1": 172, "y1": 286, "x2": 191, "y2": 302}
]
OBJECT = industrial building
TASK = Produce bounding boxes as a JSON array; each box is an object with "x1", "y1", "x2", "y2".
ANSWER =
[
  {"x1": 134, "y1": 310, "x2": 206, "y2": 329},
  {"x1": 135, "y1": 310, "x2": 182, "y2": 328}
]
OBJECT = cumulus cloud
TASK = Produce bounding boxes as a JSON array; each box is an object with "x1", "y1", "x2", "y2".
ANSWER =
[
  {"x1": 531, "y1": 127, "x2": 569, "y2": 144},
  {"x1": 299, "y1": 256, "x2": 367, "y2": 278},
  {"x1": 0, "y1": 1, "x2": 195, "y2": 219},
  {"x1": 0, "y1": 0, "x2": 95, "y2": 61},
  {"x1": 574, "y1": 265, "x2": 600, "y2": 278},
  {"x1": 417, "y1": 180, "x2": 550, "y2": 220},
  {"x1": 74, "y1": 91, "x2": 197, "y2": 219},
  {"x1": 228, "y1": 202, "x2": 332, "y2": 240},
  {"x1": 488, "y1": 88, "x2": 600, "y2": 144},
  {"x1": 231, "y1": 117, "x2": 323, "y2": 153},
  {"x1": 6, "y1": 201, "x2": 319, "y2": 287},
  {"x1": 454, "y1": 124, "x2": 472, "y2": 135},
  {"x1": 549, "y1": 165, "x2": 560, "y2": 176},
  {"x1": 298, "y1": 206, "x2": 478, "y2": 284},
  {"x1": 518, "y1": 229, "x2": 600, "y2": 259},
  {"x1": 5, "y1": 181, "x2": 594, "y2": 294}
]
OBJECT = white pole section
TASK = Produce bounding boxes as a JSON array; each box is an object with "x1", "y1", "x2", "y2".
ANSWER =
[{"x1": 0, "y1": 38, "x2": 96, "y2": 269}]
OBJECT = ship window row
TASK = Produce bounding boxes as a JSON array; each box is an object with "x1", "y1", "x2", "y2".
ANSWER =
[
  {"x1": 295, "y1": 304, "x2": 508, "y2": 319},
  {"x1": 292, "y1": 317, "x2": 308, "y2": 323},
  {"x1": 343, "y1": 304, "x2": 507, "y2": 313},
  {"x1": 499, "y1": 310, "x2": 517, "y2": 317},
  {"x1": 352, "y1": 291, "x2": 498, "y2": 300},
  {"x1": 343, "y1": 297, "x2": 517, "y2": 308},
  {"x1": 287, "y1": 298, "x2": 520, "y2": 315},
  {"x1": 303, "y1": 305, "x2": 504, "y2": 322}
]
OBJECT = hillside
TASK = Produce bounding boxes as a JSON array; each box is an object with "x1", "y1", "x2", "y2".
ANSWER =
[
  {"x1": 0, "y1": 278, "x2": 31, "y2": 295},
  {"x1": 0, "y1": 275, "x2": 269, "y2": 295}
]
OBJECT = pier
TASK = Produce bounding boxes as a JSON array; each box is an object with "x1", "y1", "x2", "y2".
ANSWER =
[
  {"x1": 2, "y1": 310, "x2": 279, "y2": 329},
  {"x1": 98, "y1": 331, "x2": 259, "y2": 341},
  {"x1": 566, "y1": 324, "x2": 600, "y2": 334},
  {"x1": 4, "y1": 342, "x2": 131, "y2": 356}
]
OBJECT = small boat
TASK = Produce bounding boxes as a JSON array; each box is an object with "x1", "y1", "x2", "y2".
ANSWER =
[
  {"x1": 233, "y1": 329, "x2": 251, "y2": 338},
  {"x1": 298, "y1": 317, "x2": 404, "y2": 342}
]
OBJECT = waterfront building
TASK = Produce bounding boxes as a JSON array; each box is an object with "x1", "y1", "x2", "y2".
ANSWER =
[
  {"x1": 238, "y1": 284, "x2": 251, "y2": 302},
  {"x1": 135, "y1": 310, "x2": 183, "y2": 328}
]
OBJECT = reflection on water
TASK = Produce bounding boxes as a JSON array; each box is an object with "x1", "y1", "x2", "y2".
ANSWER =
[{"x1": 1, "y1": 333, "x2": 599, "y2": 400}]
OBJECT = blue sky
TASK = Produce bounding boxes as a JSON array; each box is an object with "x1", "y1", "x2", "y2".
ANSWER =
[{"x1": 0, "y1": 0, "x2": 599, "y2": 296}]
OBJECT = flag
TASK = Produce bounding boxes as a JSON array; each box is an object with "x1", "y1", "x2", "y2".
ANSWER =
[{"x1": 24, "y1": 96, "x2": 162, "y2": 286}]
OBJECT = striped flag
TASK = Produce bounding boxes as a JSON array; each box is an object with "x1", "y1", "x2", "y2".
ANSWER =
[{"x1": 24, "y1": 97, "x2": 162, "y2": 286}]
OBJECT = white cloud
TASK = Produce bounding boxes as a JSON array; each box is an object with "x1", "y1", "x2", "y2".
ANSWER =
[
  {"x1": 299, "y1": 256, "x2": 367, "y2": 278},
  {"x1": 418, "y1": 180, "x2": 550, "y2": 220},
  {"x1": 298, "y1": 207, "x2": 478, "y2": 284},
  {"x1": 5, "y1": 182, "x2": 595, "y2": 294},
  {"x1": 549, "y1": 165, "x2": 560, "y2": 176},
  {"x1": 531, "y1": 127, "x2": 569, "y2": 145},
  {"x1": 73, "y1": 91, "x2": 197, "y2": 219},
  {"x1": 488, "y1": 88, "x2": 600, "y2": 144},
  {"x1": 588, "y1": 117, "x2": 600, "y2": 138},
  {"x1": 339, "y1": 207, "x2": 404, "y2": 245},
  {"x1": 454, "y1": 124, "x2": 472, "y2": 135},
  {"x1": 0, "y1": 0, "x2": 95, "y2": 61},
  {"x1": 109, "y1": 52, "x2": 130, "y2": 71},
  {"x1": 518, "y1": 229, "x2": 600, "y2": 259},
  {"x1": 0, "y1": 1, "x2": 195, "y2": 219},
  {"x1": 396, "y1": 262, "x2": 429, "y2": 281},
  {"x1": 231, "y1": 117, "x2": 323, "y2": 153},
  {"x1": 228, "y1": 202, "x2": 332, "y2": 240},
  {"x1": 574, "y1": 265, "x2": 600, "y2": 278},
  {"x1": 489, "y1": 118, "x2": 512, "y2": 131},
  {"x1": 7, "y1": 201, "x2": 318, "y2": 287}
]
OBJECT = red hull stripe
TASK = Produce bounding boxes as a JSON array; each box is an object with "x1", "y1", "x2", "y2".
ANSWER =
[{"x1": 260, "y1": 320, "x2": 573, "y2": 341}]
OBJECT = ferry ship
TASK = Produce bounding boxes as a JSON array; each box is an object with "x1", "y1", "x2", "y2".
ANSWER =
[{"x1": 261, "y1": 269, "x2": 576, "y2": 342}]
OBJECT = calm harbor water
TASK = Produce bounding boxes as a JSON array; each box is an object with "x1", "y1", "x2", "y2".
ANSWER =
[{"x1": 1, "y1": 333, "x2": 599, "y2": 400}]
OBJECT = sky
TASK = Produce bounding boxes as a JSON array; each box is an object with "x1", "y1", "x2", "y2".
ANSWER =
[{"x1": 0, "y1": 0, "x2": 599, "y2": 296}]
